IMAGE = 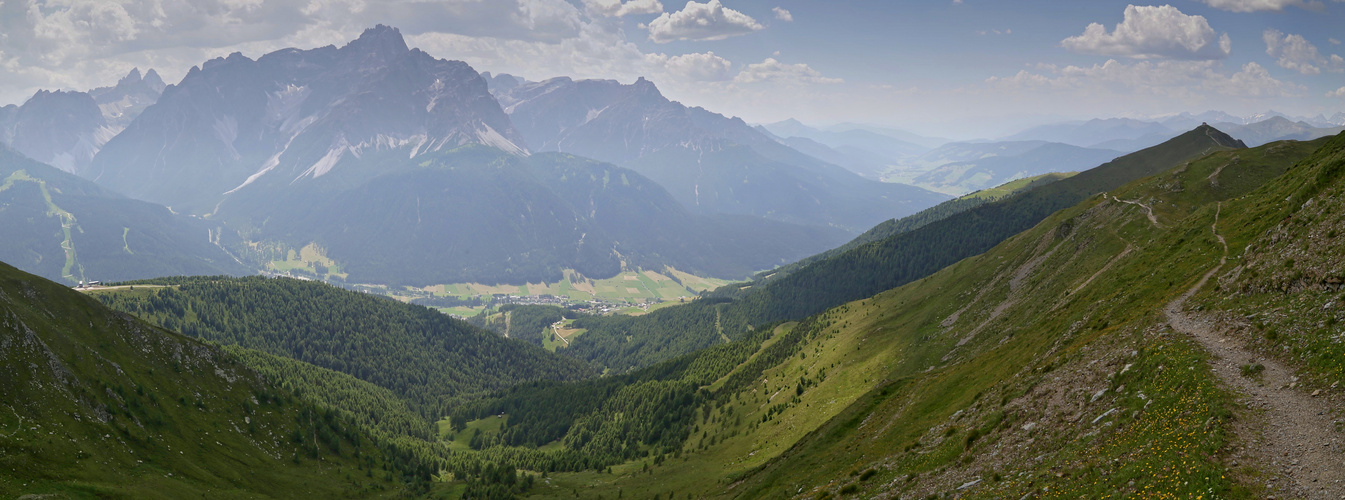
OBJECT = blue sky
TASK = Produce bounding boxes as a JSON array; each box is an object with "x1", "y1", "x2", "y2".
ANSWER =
[{"x1": 1, "y1": 0, "x2": 1341, "y2": 138}]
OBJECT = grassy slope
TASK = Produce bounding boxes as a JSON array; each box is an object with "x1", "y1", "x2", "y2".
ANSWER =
[
  {"x1": 727, "y1": 125, "x2": 1246, "y2": 327},
  {"x1": 530, "y1": 135, "x2": 1339, "y2": 499},
  {"x1": 561, "y1": 126, "x2": 1244, "y2": 376},
  {"x1": 1191, "y1": 135, "x2": 1345, "y2": 391},
  {"x1": 0, "y1": 262, "x2": 410, "y2": 499}
]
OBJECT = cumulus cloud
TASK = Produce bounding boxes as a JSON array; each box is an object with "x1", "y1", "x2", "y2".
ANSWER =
[
  {"x1": 733, "y1": 58, "x2": 841, "y2": 85},
  {"x1": 0, "y1": 0, "x2": 600, "y2": 104},
  {"x1": 646, "y1": 51, "x2": 733, "y2": 81},
  {"x1": 1332, "y1": 38, "x2": 1342, "y2": 45},
  {"x1": 1263, "y1": 29, "x2": 1343, "y2": 75},
  {"x1": 986, "y1": 59, "x2": 1303, "y2": 98},
  {"x1": 1061, "y1": 5, "x2": 1230, "y2": 60},
  {"x1": 583, "y1": 0, "x2": 664, "y2": 17},
  {"x1": 1328, "y1": 86, "x2": 1345, "y2": 97},
  {"x1": 773, "y1": 7, "x2": 792, "y2": 22},
  {"x1": 1196, "y1": 0, "x2": 1328, "y2": 12},
  {"x1": 646, "y1": 0, "x2": 764, "y2": 43},
  {"x1": 408, "y1": 20, "x2": 646, "y2": 84}
]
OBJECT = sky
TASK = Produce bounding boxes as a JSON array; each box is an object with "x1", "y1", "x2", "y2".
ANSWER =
[{"x1": 1, "y1": 0, "x2": 1342, "y2": 138}]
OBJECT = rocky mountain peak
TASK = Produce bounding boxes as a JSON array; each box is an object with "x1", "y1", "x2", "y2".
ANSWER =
[
  {"x1": 108, "y1": 67, "x2": 166, "y2": 94},
  {"x1": 119, "y1": 68, "x2": 143, "y2": 85},
  {"x1": 143, "y1": 69, "x2": 166, "y2": 92},
  {"x1": 343, "y1": 24, "x2": 410, "y2": 59},
  {"x1": 632, "y1": 76, "x2": 660, "y2": 95}
]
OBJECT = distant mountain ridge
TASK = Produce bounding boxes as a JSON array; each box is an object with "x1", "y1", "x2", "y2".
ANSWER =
[
  {"x1": 756, "y1": 119, "x2": 932, "y2": 179},
  {"x1": 89, "y1": 25, "x2": 526, "y2": 214},
  {"x1": 0, "y1": 143, "x2": 248, "y2": 284},
  {"x1": 1003, "y1": 117, "x2": 1177, "y2": 149},
  {"x1": 910, "y1": 141, "x2": 1120, "y2": 195},
  {"x1": 1213, "y1": 115, "x2": 1345, "y2": 147},
  {"x1": 1002, "y1": 111, "x2": 1344, "y2": 153},
  {"x1": 237, "y1": 145, "x2": 849, "y2": 285},
  {"x1": 0, "y1": 68, "x2": 163, "y2": 174},
  {"x1": 494, "y1": 76, "x2": 948, "y2": 231}
]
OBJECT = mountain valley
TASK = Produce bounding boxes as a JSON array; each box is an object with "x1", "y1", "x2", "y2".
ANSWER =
[{"x1": 1, "y1": 7, "x2": 1343, "y2": 499}]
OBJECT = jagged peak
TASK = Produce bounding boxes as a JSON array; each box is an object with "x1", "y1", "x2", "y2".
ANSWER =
[
  {"x1": 633, "y1": 76, "x2": 659, "y2": 93},
  {"x1": 119, "y1": 68, "x2": 142, "y2": 85},
  {"x1": 202, "y1": 52, "x2": 253, "y2": 71},
  {"x1": 143, "y1": 69, "x2": 166, "y2": 92},
  {"x1": 343, "y1": 24, "x2": 409, "y2": 58}
]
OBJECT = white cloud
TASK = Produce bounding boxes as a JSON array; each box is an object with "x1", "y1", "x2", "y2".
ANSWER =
[
  {"x1": 0, "y1": 0, "x2": 594, "y2": 104},
  {"x1": 1207, "y1": 62, "x2": 1306, "y2": 97},
  {"x1": 1196, "y1": 0, "x2": 1325, "y2": 12},
  {"x1": 978, "y1": 29, "x2": 1012, "y2": 36},
  {"x1": 646, "y1": 0, "x2": 763, "y2": 43},
  {"x1": 1264, "y1": 29, "x2": 1344, "y2": 75},
  {"x1": 583, "y1": 0, "x2": 664, "y2": 17},
  {"x1": 1061, "y1": 5, "x2": 1230, "y2": 60},
  {"x1": 987, "y1": 59, "x2": 1303, "y2": 98},
  {"x1": 1332, "y1": 38, "x2": 1343, "y2": 45},
  {"x1": 733, "y1": 58, "x2": 841, "y2": 85},
  {"x1": 646, "y1": 51, "x2": 733, "y2": 81},
  {"x1": 773, "y1": 7, "x2": 792, "y2": 22},
  {"x1": 1328, "y1": 86, "x2": 1345, "y2": 97},
  {"x1": 408, "y1": 20, "x2": 647, "y2": 84}
]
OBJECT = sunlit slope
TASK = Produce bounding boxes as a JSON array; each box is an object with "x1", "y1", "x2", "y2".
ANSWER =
[
  {"x1": 726, "y1": 124, "x2": 1246, "y2": 326},
  {"x1": 720, "y1": 134, "x2": 1340, "y2": 498}
]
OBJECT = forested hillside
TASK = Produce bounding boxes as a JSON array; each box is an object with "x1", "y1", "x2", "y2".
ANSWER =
[
  {"x1": 0, "y1": 261, "x2": 429, "y2": 498},
  {"x1": 94, "y1": 276, "x2": 595, "y2": 418}
]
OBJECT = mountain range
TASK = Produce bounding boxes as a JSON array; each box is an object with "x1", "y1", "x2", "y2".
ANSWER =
[
  {"x1": 1004, "y1": 112, "x2": 1344, "y2": 152},
  {"x1": 0, "y1": 69, "x2": 163, "y2": 174},
  {"x1": 492, "y1": 75, "x2": 948, "y2": 231},
  {"x1": 908, "y1": 141, "x2": 1121, "y2": 195},
  {"x1": 1212, "y1": 115, "x2": 1345, "y2": 147},
  {"x1": 89, "y1": 25, "x2": 524, "y2": 215},
  {"x1": 0, "y1": 26, "x2": 902, "y2": 286}
]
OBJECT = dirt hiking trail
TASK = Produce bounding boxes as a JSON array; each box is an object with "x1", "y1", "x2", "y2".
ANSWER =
[{"x1": 1165, "y1": 204, "x2": 1345, "y2": 499}]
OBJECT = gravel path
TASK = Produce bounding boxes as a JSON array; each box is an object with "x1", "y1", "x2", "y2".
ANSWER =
[
  {"x1": 1166, "y1": 204, "x2": 1345, "y2": 499},
  {"x1": 1111, "y1": 195, "x2": 1162, "y2": 227}
]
